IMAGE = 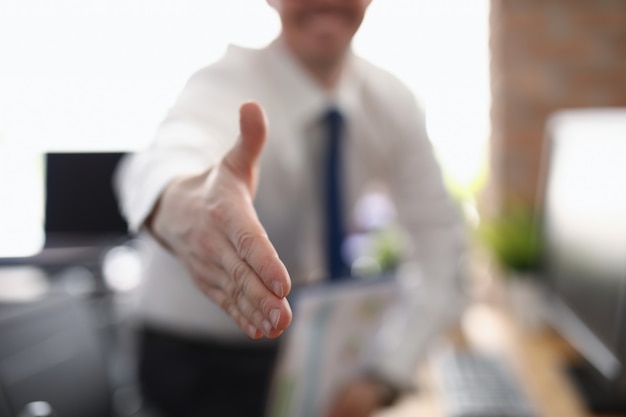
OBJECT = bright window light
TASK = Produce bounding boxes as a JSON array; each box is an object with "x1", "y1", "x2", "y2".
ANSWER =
[{"x1": 0, "y1": 0, "x2": 489, "y2": 257}]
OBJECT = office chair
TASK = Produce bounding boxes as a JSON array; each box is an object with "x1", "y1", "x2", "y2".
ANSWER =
[{"x1": 0, "y1": 293, "x2": 112, "y2": 417}]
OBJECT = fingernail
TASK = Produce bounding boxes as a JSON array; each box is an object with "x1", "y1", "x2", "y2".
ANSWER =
[
  {"x1": 270, "y1": 308, "x2": 281, "y2": 329},
  {"x1": 248, "y1": 324, "x2": 257, "y2": 338},
  {"x1": 262, "y1": 319, "x2": 272, "y2": 336},
  {"x1": 271, "y1": 280, "x2": 284, "y2": 298}
]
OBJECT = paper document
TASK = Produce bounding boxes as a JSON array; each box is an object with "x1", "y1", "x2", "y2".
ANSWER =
[{"x1": 266, "y1": 277, "x2": 401, "y2": 417}]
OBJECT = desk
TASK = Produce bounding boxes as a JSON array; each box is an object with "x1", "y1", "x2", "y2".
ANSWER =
[{"x1": 376, "y1": 301, "x2": 625, "y2": 417}]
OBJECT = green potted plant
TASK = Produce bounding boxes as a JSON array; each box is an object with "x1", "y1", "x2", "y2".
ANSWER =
[
  {"x1": 477, "y1": 207, "x2": 541, "y2": 277},
  {"x1": 477, "y1": 206, "x2": 546, "y2": 327}
]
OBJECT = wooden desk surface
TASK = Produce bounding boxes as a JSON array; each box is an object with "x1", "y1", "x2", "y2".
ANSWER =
[{"x1": 375, "y1": 301, "x2": 625, "y2": 417}]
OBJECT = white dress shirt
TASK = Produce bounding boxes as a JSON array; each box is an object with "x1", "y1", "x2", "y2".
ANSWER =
[{"x1": 115, "y1": 39, "x2": 466, "y2": 389}]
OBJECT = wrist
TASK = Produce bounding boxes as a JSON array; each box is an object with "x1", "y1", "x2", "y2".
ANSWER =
[{"x1": 145, "y1": 169, "x2": 211, "y2": 250}]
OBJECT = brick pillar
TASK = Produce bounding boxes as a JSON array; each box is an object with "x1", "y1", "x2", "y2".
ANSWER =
[{"x1": 488, "y1": 0, "x2": 626, "y2": 215}]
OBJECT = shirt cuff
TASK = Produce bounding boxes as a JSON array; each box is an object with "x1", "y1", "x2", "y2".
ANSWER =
[{"x1": 115, "y1": 151, "x2": 210, "y2": 233}]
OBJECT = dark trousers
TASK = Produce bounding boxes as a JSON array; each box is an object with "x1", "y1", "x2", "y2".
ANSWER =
[{"x1": 138, "y1": 327, "x2": 279, "y2": 417}]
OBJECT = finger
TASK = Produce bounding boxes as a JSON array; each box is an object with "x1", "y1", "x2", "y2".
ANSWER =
[
  {"x1": 197, "y1": 279, "x2": 263, "y2": 339},
  {"x1": 186, "y1": 257, "x2": 265, "y2": 339},
  {"x1": 190, "y1": 233, "x2": 291, "y2": 336},
  {"x1": 181, "y1": 250, "x2": 264, "y2": 338},
  {"x1": 198, "y1": 267, "x2": 286, "y2": 339},
  {"x1": 220, "y1": 206, "x2": 292, "y2": 300},
  {"x1": 236, "y1": 229, "x2": 291, "y2": 298},
  {"x1": 220, "y1": 247, "x2": 292, "y2": 333},
  {"x1": 223, "y1": 101, "x2": 268, "y2": 189}
]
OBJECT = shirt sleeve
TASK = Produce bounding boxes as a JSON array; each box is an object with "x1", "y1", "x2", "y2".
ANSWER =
[
  {"x1": 114, "y1": 70, "x2": 236, "y2": 232},
  {"x1": 367, "y1": 92, "x2": 468, "y2": 391}
]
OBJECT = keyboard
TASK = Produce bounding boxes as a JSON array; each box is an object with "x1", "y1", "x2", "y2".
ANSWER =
[{"x1": 432, "y1": 350, "x2": 536, "y2": 417}]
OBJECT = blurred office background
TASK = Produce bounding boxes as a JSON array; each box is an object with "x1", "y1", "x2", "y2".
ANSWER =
[
  {"x1": 1, "y1": 0, "x2": 626, "y2": 416},
  {"x1": 0, "y1": 0, "x2": 490, "y2": 257},
  {"x1": 487, "y1": 0, "x2": 626, "y2": 212}
]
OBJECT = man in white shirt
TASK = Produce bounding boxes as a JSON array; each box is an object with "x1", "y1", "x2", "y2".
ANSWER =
[{"x1": 116, "y1": 0, "x2": 465, "y2": 416}]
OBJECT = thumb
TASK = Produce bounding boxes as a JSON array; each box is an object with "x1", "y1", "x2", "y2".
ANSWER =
[{"x1": 224, "y1": 101, "x2": 268, "y2": 188}]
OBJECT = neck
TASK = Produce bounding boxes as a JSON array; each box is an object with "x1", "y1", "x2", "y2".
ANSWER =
[
  {"x1": 303, "y1": 58, "x2": 345, "y2": 90},
  {"x1": 280, "y1": 37, "x2": 348, "y2": 90}
]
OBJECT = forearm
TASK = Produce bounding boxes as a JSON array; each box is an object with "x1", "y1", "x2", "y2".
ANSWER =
[
  {"x1": 367, "y1": 223, "x2": 467, "y2": 389},
  {"x1": 146, "y1": 168, "x2": 212, "y2": 252},
  {"x1": 373, "y1": 122, "x2": 468, "y2": 389}
]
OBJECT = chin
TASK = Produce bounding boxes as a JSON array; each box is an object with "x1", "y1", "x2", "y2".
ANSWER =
[
  {"x1": 306, "y1": 37, "x2": 350, "y2": 63},
  {"x1": 302, "y1": 51, "x2": 345, "y2": 71}
]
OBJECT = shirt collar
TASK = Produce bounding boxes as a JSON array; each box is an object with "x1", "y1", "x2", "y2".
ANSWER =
[{"x1": 263, "y1": 38, "x2": 362, "y2": 128}]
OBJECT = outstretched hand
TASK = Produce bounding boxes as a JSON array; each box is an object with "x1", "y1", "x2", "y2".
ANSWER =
[{"x1": 149, "y1": 101, "x2": 292, "y2": 339}]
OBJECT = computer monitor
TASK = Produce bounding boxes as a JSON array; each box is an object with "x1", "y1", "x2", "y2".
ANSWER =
[
  {"x1": 44, "y1": 152, "x2": 128, "y2": 245},
  {"x1": 539, "y1": 108, "x2": 626, "y2": 412},
  {"x1": 0, "y1": 152, "x2": 134, "y2": 272}
]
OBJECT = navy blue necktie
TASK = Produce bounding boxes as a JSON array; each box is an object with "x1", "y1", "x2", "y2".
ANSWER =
[{"x1": 324, "y1": 108, "x2": 350, "y2": 280}]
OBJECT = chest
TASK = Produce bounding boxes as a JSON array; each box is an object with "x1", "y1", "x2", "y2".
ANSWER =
[{"x1": 254, "y1": 114, "x2": 395, "y2": 230}]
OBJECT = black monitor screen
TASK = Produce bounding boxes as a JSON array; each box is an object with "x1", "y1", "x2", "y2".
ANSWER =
[{"x1": 44, "y1": 152, "x2": 128, "y2": 237}]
